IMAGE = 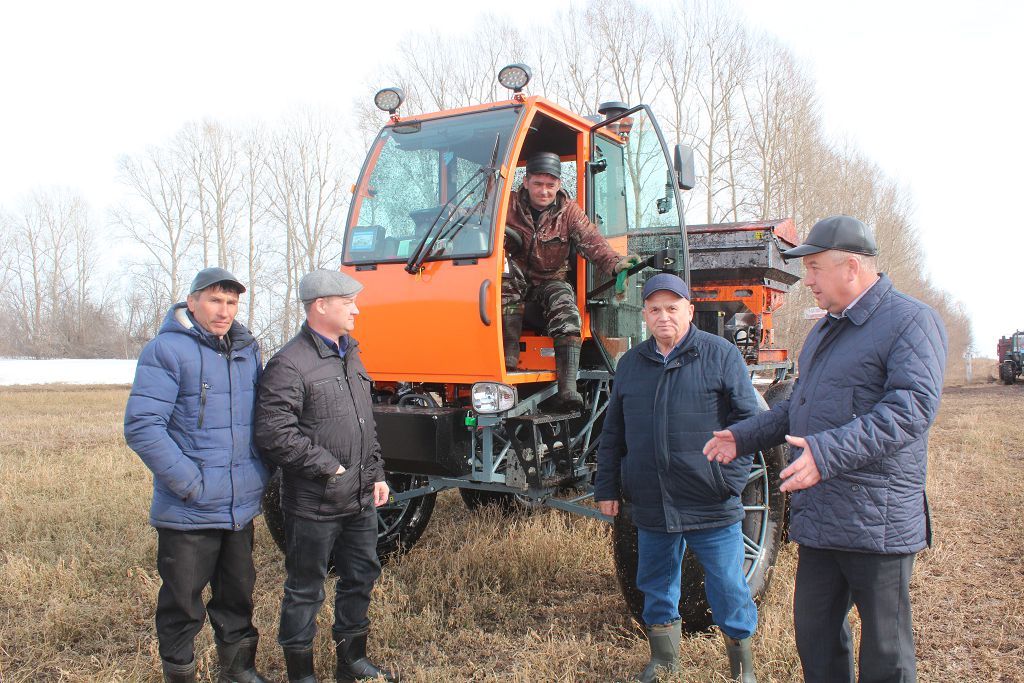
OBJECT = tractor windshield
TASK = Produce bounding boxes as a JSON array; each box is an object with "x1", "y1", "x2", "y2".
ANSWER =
[{"x1": 344, "y1": 106, "x2": 520, "y2": 264}]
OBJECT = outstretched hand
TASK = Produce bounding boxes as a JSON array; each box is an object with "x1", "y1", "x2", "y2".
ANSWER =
[
  {"x1": 779, "y1": 435, "x2": 821, "y2": 492},
  {"x1": 703, "y1": 429, "x2": 738, "y2": 463}
]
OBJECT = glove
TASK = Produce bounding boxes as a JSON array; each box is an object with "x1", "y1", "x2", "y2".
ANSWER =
[{"x1": 614, "y1": 254, "x2": 641, "y2": 274}]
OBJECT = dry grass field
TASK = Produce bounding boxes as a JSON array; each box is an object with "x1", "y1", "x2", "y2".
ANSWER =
[{"x1": 1, "y1": 381, "x2": 1022, "y2": 682}]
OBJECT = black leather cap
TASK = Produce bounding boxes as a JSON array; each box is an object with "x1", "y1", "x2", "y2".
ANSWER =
[
  {"x1": 782, "y1": 215, "x2": 878, "y2": 259},
  {"x1": 525, "y1": 151, "x2": 562, "y2": 178}
]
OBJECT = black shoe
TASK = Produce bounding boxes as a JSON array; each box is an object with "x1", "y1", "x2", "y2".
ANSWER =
[
  {"x1": 335, "y1": 631, "x2": 399, "y2": 683},
  {"x1": 283, "y1": 646, "x2": 319, "y2": 683},
  {"x1": 217, "y1": 636, "x2": 270, "y2": 683}
]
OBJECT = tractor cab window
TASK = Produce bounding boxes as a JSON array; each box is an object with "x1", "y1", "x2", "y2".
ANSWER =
[{"x1": 345, "y1": 107, "x2": 519, "y2": 264}]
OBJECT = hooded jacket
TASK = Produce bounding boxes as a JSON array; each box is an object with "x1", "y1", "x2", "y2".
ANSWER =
[
  {"x1": 595, "y1": 328, "x2": 761, "y2": 532},
  {"x1": 254, "y1": 324, "x2": 384, "y2": 520},
  {"x1": 124, "y1": 303, "x2": 269, "y2": 530},
  {"x1": 729, "y1": 275, "x2": 947, "y2": 553},
  {"x1": 505, "y1": 186, "x2": 621, "y2": 284}
]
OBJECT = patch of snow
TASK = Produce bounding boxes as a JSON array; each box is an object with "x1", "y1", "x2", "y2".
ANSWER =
[{"x1": 0, "y1": 358, "x2": 137, "y2": 386}]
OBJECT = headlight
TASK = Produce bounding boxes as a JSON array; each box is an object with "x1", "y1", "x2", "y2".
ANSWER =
[
  {"x1": 374, "y1": 87, "x2": 405, "y2": 113},
  {"x1": 471, "y1": 382, "x2": 517, "y2": 414},
  {"x1": 497, "y1": 63, "x2": 532, "y2": 93}
]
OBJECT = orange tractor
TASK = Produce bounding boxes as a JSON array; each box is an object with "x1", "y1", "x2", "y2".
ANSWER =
[{"x1": 263, "y1": 64, "x2": 801, "y2": 630}]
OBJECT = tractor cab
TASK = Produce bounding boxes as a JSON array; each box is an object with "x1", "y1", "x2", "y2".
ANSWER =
[{"x1": 342, "y1": 91, "x2": 688, "y2": 387}]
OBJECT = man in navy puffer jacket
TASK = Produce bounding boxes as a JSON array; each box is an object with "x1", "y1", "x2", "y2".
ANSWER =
[
  {"x1": 595, "y1": 273, "x2": 761, "y2": 683},
  {"x1": 704, "y1": 216, "x2": 947, "y2": 683},
  {"x1": 125, "y1": 267, "x2": 270, "y2": 683}
]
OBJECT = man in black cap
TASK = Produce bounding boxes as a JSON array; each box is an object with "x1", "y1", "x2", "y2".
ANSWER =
[
  {"x1": 595, "y1": 273, "x2": 761, "y2": 683},
  {"x1": 503, "y1": 151, "x2": 637, "y2": 409},
  {"x1": 125, "y1": 267, "x2": 270, "y2": 683},
  {"x1": 255, "y1": 269, "x2": 397, "y2": 683},
  {"x1": 704, "y1": 215, "x2": 948, "y2": 682}
]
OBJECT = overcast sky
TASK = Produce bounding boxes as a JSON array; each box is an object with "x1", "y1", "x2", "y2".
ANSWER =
[{"x1": 1, "y1": 0, "x2": 1019, "y2": 355}]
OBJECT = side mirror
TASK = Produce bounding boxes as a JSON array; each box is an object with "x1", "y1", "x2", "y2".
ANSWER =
[{"x1": 674, "y1": 144, "x2": 696, "y2": 191}]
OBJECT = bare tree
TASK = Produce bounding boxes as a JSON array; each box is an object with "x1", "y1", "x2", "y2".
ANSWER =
[{"x1": 115, "y1": 146, "x2": 196, "y2": 305}]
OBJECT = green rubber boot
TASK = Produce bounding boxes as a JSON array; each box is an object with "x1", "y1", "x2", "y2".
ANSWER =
[
  {"x1": 723, "y1": 634, "x2": 757, "y2": 683},
  {"x1": 636, "y1": 620, "x2": 680, "y2": 682},
  {"x1": 553, "y1": 336, "x2": 583, "y2": 410}
]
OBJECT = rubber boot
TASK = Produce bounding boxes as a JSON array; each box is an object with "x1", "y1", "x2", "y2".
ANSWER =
[
  {"x1": 335, "y1": 631, "x2": 399, "y2": 683},
  {"x1": 162, "y1": 658, "x2": 197, "y2": 683},
  {"x1": 216, "y1": 636, "x2": 270, "y2": 683},
  {"x1": 636, "y1": 621, "x2": 681, "y2": 683},
  {"x1": 503, "y1": 304, "x2": 524, "y2": 371},
  {"x1": 553, "y1": 336, "x2": 584, "y2": 411},
  {"x1": 284, "y1": 646, "x2": 318, "y2": 683},
  {"x1": 723, "y1": 634, "x2": 757, "y2": 683}
]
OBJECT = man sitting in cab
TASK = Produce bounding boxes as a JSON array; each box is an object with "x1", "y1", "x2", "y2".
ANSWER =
[{"x1": 502, "y1": 151, "x2": 636, "y2": 410}]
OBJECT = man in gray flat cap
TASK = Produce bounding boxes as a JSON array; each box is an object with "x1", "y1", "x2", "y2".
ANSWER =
[
  {"x1": 125, "y1": 267, "x2": 270, "y2": 683},
  {"x1": 255, "y1": 269, "x2": 397, "y2": 683},
  {"x1": 704, "y1": 216, "x2": 948, "y2": 682}
]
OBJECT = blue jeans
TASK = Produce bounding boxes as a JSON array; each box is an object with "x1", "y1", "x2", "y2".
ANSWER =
[
  {"x1": 636, "y1": 521, "x2": 757, "y2": 639},
  {"x1": 277, "y1": 507, "x2": 382, "y2": 649}
]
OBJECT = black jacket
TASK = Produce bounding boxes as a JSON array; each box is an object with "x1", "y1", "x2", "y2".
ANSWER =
[
  {"x1": 594, "y1": 328, "x2": 760, "y2": 532},
  {"x1": 254, "y1": 323, "x2": 384, "y2": 520}
]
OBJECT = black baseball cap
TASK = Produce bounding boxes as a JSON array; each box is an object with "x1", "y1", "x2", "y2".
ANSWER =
[
  {"x1": 525, "y1": 152, "x2": 562, "y2": 178},
  {"x1": 782, "y1": 215, "x2": 878, "y2": 259},
  {"x1": 189, "y1": 267, "x2": 246, "y2": 294}
]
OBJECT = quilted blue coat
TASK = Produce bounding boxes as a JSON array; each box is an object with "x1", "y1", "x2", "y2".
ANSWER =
[
  {"x1": 731, "y1": 275, "x2": 947, "y2": 554},
  {"x1": 594, "y1": 328, "x2": 761, "y2": 533},
  {"x1": 124, "y1": 303, "x2": 269, "y2": 530}
]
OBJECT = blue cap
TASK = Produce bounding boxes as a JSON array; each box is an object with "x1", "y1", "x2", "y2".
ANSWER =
[{"x1": 642, "y1": 273, "x2": 690, "y2": 301}]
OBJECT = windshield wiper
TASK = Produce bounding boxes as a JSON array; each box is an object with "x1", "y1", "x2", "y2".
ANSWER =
[{"x1": 404, "y1": 134, "x2": 501, "y2": 274}]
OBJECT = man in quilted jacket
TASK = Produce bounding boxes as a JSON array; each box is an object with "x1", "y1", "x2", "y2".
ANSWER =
[
  {"x1": 124, "y1": 267, "x2": 270, "y2": 683},
  {"x1": 704, "y1": 215, "x2": 948, "y2": 683}
]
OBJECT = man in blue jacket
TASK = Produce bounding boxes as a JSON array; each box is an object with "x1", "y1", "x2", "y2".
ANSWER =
[
  {"x1": 125, "y1": 267, "x2": 270, "y2": 683},
  {"x1": 595, "y1": 273, "x2": 761, "y2": 683},
  {"x1": 704, "y1": 215, "x2": 947, "y2": 683}
]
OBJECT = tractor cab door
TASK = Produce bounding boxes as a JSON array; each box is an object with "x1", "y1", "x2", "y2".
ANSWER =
[{"x1": 586, "y1": 105, "x2": 687, "y2": 367}]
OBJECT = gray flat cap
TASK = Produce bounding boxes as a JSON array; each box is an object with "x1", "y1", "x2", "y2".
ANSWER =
[
  {"x1": 299, "y1": 269, "x2": 363, "y2": 302},
  {"x1": 782, "y1": 215, "x2": 878, "y2": 259},
  {"x1": 190, "y1": 267, "x2": 246, "y2": 294}
]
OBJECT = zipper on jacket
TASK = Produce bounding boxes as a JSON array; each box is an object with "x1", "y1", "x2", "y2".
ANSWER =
[{"x1": 198, "y1": 382, "x2": 210, "y2": 428}]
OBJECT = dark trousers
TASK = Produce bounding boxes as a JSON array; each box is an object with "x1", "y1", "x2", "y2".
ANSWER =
[
  {"x1": 278, "y1": 507, "x2": 382, "y2": 649},
  {"x1": 155, "y1": 523, "x2": 258, "y2": 665},
  {"x1": 794, "y1": 545, "x2": 917, "y2": 683}
]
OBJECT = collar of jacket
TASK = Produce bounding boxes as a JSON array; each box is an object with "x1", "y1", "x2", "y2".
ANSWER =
[
  {"x1": 636, "y1": 327, "x2": 699, "y2": 365},
  {"x1": 302, "y1": 321, "x2": 358, "y2": 359},
  {"x1": 166, "y1": 302, "x2": 255, "y2": 352},
  {"x1": 516, "y1": 185, "x2": 569, "y2": 223},
  {"x1": 843, "y1": 273, "x2": 892, "y2": 326}
]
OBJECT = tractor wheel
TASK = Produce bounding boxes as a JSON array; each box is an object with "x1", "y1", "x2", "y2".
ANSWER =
[
  {"x1": 1000, "y1": 362, "x2": 1017, "y2": 385},
  {"x1": 611, "y1": 381, "x2": 791, "y2": 633},
  {"x1": 262, "y1": 471, "x2": 436, "y2": 566}
]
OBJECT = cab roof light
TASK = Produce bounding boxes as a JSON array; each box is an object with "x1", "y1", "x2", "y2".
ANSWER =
[
  {"x1": 498, "y1": 63, "x2": 532, "y2": 94},
  {"x1": 374, "y1": 87, "x2": 406, "y2": 116}
]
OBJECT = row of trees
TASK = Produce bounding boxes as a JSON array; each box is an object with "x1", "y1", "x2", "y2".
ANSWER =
[{"x1": 0, "y1": 0, "x2": 972, "y2": 372}]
